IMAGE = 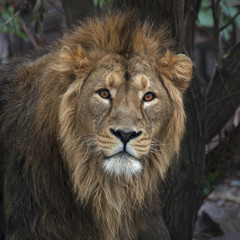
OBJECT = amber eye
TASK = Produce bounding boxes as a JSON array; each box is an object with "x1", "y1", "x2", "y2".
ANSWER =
[
  {"x1": 99, "y1": 89, "x2": 111, "y2": 99},
  {"x1": 143, "y1": 92, "x2": 155, "y2": 102}
]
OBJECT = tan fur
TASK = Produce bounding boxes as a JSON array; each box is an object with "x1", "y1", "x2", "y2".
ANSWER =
[{"x1": 1, "y1": 12, "x2": 192, "y2": 240}]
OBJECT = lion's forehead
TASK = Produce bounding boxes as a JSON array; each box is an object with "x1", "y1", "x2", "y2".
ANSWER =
[{"x1": 91, "y1": 54, "x2": 161, "y2": 92}]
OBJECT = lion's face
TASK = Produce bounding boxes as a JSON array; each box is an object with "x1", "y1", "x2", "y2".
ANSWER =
[{"x1": 75, "y1": 54, "x2": 172, "y2": 179}]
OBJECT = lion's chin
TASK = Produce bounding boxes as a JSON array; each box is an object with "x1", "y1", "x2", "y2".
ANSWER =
[{"x1": 102, "y1": 152, "x2": 143, "y2": 179}]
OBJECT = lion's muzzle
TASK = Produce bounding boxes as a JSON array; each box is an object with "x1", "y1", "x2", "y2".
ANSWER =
[
  {"x1": 100, "y1": 128, "x2": 144, "y2": 179},
  {"x1": 110, "y1": 128, "x2": 142, "y2": 151}
]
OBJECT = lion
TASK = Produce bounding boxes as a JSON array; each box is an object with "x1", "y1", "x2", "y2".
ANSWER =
[{"x1": 0, "y1": 12, "x2": 192, "y2": 240}]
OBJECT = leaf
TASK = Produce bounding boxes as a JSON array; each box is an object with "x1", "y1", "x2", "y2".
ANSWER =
[
  {"x1": 93, "y1": 0, "x2": 109, "y2": 8},
  {"x1": 221, "y1": 3, "x2": 240, "y2": 28},
  {"x1": 221, "y1": 25, "x2": 232, "y2": 41},
  {"x1": 222, "y1": 5, "x2": 238, "y2": 17},
  {"x1": 201, "y1": 0, "x2": 210, "y2": 9},
  {"x1": 32, "y1": 0, "x2": 46, "y2": 33},
  {"x1": 1, "y1": 6, "x2": 14, "y2": 20},
  {"x1": 0, "y1": 6, "x2": 27, "y2": 40},
  {"x1": 208, "y1": 172, "x2": 219, "y2": 183},
  {"x1": 203, "y1": 172, "x2": 219, "y2": 197}
]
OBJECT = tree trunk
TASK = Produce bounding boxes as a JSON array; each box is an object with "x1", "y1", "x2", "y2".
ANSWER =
[
  {"x1": 61, "y1": 0, "x2": 94, "y2": 28},
  {"x1": 160, "y1": 85, "x2": 205, "y2": 240},
  {"x1": 206, "y1": 43, "x2": 240, "y2": 143}
]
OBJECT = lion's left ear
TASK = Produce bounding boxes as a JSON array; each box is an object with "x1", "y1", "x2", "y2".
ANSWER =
[{"x1": 159, "y1": 50, "x2": 192, "y2": 93}]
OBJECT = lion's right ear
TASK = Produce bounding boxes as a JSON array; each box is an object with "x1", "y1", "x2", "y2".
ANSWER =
[
  {"x1": 159, "y1": 50, "x2": 192, "y2": 93},
  {"x1": 52, "y1": 46, "x2": 90, "y2": 74}
]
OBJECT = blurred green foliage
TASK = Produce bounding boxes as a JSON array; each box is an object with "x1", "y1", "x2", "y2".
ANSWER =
[
  {"x1": 32, "y1": 0, "x2": 46, "y2": 34},
  {"x1": 198, "y1": 0, "x2": 214, "y2": 27},
  {"x1": 203, "y1": 171, "x2": 219, "y2": 197},
  {"x1": 0, "y1": 6, "x2": 26, "y2": 39},
  {"x1": 0, "y1": 0, "x2": 47, "y2": 40},
  {"x1": 94, "y1": 0, "x2": 106, "y2": 8},
  {"x1": 198, "y1": 0, "x2": 240, "y2": 40},
  {"x1": 93, "y1": 0, "x2": 113, "y2": 9}
]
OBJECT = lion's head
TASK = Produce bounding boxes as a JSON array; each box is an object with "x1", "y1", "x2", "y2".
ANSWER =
[{"x1": 50, "y1": 12, "x2": 192, "y2": 240}]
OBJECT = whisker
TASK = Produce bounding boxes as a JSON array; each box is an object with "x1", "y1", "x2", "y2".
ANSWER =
[{"x1": 151, "y1": 138, "x2": 173, "y2": 146}]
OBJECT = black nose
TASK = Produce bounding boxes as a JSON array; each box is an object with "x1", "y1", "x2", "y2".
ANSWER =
[{"x1": 110, "y1": 129, "x2": 142, "y2": 145}]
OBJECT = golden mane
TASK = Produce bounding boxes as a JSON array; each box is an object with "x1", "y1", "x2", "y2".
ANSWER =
[{"x1": 52, "y1": 12, "x2": 172, "y2": 73}]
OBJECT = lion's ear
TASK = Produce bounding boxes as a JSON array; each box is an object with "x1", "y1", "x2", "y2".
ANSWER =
[
  {"x1": 159, "y1": 50, "x2": 192, "y2": 93},
  {"x1": 52, "y1": 46, "x2": 90, "y2": 74}
]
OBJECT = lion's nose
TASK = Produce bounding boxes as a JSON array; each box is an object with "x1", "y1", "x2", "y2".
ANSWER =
[{"x1": 110, "y1": 129, "x2": 142, "y2": 145}]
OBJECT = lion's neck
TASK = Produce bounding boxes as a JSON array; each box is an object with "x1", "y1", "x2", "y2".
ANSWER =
[
  {"x1": 66, "y1": 150, "x2": 160, "y2": 240},
  {"x1": 72, "y1": 166, "x2": 158, "y2": 240},
  {"x1": 94, "y1": 177, "x2": 144, "y2": 239}
]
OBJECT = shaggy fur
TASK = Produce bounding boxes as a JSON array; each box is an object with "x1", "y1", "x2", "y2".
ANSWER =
[{"x1": 0, "y1": 12, "x2": 192, "y2": 240}]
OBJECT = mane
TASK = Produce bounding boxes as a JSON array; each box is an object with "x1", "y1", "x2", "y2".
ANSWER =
[
  {"x1": 71, "y1": 12, "x2": 171, "y2": 55},
  {"x1": 51, "y1": 12, "x2": 173, "y2": 75}
]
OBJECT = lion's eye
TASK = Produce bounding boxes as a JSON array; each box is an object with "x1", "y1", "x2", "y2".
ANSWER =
[
  {"x1": 98, "y1": 89, "x2": 111, "y2": 99},
  {"x1": 143, "y1": 92, "x2": 155, "y2": 102}
]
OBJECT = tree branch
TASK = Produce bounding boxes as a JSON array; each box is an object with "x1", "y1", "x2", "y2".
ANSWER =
[
  {"x1": 0, "y1": 10, "x2": 21, "y2": 30},
  {"x1": 206, "y1": 43, "x2": 240, "y2": 143},
  {"x1": 211, "y1": 0, "x2": 221, "y2": 62},
  {"x1": 47, "y1": 1, "x2": 64, "y2": 15},
  {"x1": 206, "y1": 124, "x2": 240, "y2": 186},
  {"x1": 219, "y1": 9, "x2": 240, "y2": 32},
  {"x1": 17, "y1": 15, "x2": 39, "y2": 49}
]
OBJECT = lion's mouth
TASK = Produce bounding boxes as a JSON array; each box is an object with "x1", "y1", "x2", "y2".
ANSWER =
[
  {"x1": 107, "y1": 151, "x2": 139, "y2": 161},
  {"x1": 103, "y1": 151, "x2": 143, "y2": 179}
]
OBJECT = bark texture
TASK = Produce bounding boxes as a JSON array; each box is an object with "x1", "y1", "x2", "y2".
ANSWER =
[
  {"x1": 61, "y1": 0, "x2": 94, "y2": 27},
  {"x1": 160, "y1": 85, "x2": 205, "y2": 240},
  {"x1": 207, "y1": 124, "x2": 240, "y2": 185},
  {"x1": 206, "y1": 43, "x2": 240, "y2": 142}
]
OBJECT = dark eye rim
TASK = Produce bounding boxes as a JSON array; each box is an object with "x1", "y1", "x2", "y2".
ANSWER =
[
  {"x1": 142, "y1": 92, "x2": 156, "y2": 102},
  {"x1": 97, "y1": 88, "x2": 111, "y2": 99}
]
